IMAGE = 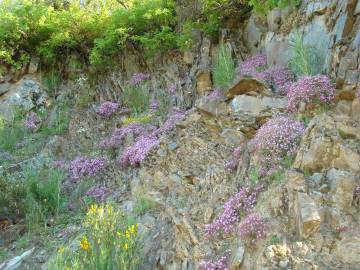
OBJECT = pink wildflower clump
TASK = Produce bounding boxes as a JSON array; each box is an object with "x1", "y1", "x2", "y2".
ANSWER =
[
  {"x1": 199, "y1": 250, "x2": 231, "y2": 270},
  {"x1": 68, "y1": 156, "x2": 107, "y2": 180},
  {"x1": 238, "y1": 213, "x2": 267, "y2": 247},
  {"x1": 205, "y1": 187, "x2": 260, "y2": 237},
  {"x1": 207, "y1": 89, "x2": 224, "y2": 100},
  {"x1": 287, "y1": 75, "x2": 335, "y2": 112},
  {"x1": 238, "y1": 54, "x2": 267, "y2": 75},
  {"x1": 225, "y1": 146, "x2": 243, "y2": 171},
  {"x1": 128, "y1": 73, "x2": 150, "y2": 85},
  {"x1": 119, "y1": 136, "x2": 159, "y2": 167},
  {"x1": 85, "y1": 186, "x2": 107, "y2": 202},
  {"x1": 199, "y1": 251, "x2": 231, "y2": 270},
  {"x1": 96, "y1": 101, "x2": 119, "y2": 117},
  {"x1": 154, "y1": 110, "x2": 186, "y2": 136},
  {"x1": 250, "y1": 116, "x2": 305, "y2": 176},
  {"x1": 238, "y1": 55, "x2": 293, "y2": 93},
  {"x1": 100, "y1": 123, "x2": 156, "y2": 149},
  {"x1": 169, "y1": 83, "x2": 177, "y2": 95},
  {"x1": 24, "y1": 113, "x2": 40, "y2": 130}
]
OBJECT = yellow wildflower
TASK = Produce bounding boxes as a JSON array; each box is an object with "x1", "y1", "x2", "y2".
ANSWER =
[
  {"x1": 89, "y1": 204, "x2": 98, "y2": 215},
  {"x1": 129, "y1": 225, "x2": 135, "y2": 234},
  {"x1": 125, "y1": 230, "x2": 130, "y2": 239},
  {"x1": 80, "y1": 237, "x2": 90, "y2": 251},
  {"x1": 58, "y1": 246, "x2": 65, "y2": 254},
  {"x1": 123, "y1": 243, "x2": 129, "y2": 250},
  {"x1": 117, "y1": 231, "x2": 122, "y2": 237}
]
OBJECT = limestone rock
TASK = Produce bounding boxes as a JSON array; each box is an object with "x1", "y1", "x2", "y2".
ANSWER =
[
  {"x1": 195, "y1": 96, "x2": 228, "y2": 116},
  {"x1": 229, "y1": 243, "x2": 245, "y2": 269},
  {"x1": 267, "y1": 8, "x2": 282, "y2": 31},
  {"x1": 332, "y1": 144, "x2": 360, "y2": 173},
  {"x1": 196, "y1": 71, "x2": 212, "y2": 95},
  {"x1": 0, "y1": 248, "x2": 34, "y2": 270},
  {"x1": 225, "y1": 77, "x2": 267, "y2": 99},
  {"x1": 230, "y1": 95, "x2": 266, "y2": 114},
  {"x1": 295, "y1": 192, "x2": 321, "y2": 239},
  {"x1": 334, "y1": 235, "x2": 360, "y2": 264},
  {"x1": 220, "y1": 129, "x2": 246, "y2": 146},
  {"x1": 327, "y1": 168, "x2": 356, "y2": 211},
  {"x1": 351, "y1": 98, "x2": 360, "y2": 121},
  {"x1": 0, "y1": 77, "x2": 48, "y2": 120},
  {"x1": 0, "y1": 83, "x2": 10, "y2": 95},
  {"x1": 28, "y1": 57, "x2": 39, "y2": 74}
]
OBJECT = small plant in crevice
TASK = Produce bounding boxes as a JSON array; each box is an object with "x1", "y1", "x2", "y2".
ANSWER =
[
  {"x1": 268, "y1": 234, "x2": 282, "y2": 245},
  {"x1": 123, "y1": 73, "x2": 151, "y2": 116},
  {"x1": 213, "y1": 44, "x2": 235, "y2": 91},
  {"x1": 225, "y1": 146, "x2": 243, "y2": 171},
  {"x1": 250, "y1": 116, "x2": 305, "y2": 177},
  {"x1": 199, "y1": 250, "x2": 231, "y2": 270},
  {"x1": 42, "y1": 71, "x2": 61, "y2": 97},
  {"x1": 289, "y1": 33, "x2": 325, "y2": 77},
  {"x1": 204, "y1": 186, "x2": 261, "y2": 237},
  {"x1": 238, "y1": 213, "x2": 267, "y2": 248},
  {"x1": 286, "y1": 75, "x2": 335, "y2": 113},
  {"x1": 96, "y1": 101, "x2": 119, "y2": 117}
]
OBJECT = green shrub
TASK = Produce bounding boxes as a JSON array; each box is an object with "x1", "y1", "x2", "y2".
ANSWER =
[
  {"x1": 122, "y1": 84, "x2": 150, "y2": 116},
  {"x1": 213, "y1": 44, "x2": 235, "y2": 91},
  {"x1": 249, "y1": 0, "x2": 300, "y2": 15},
  {"x1": 289, "y1": 33, "x2": 325, "y2": 77},
  {"x1": 49, "y1": 204, "x2": 141, "y2": 270},
  {"x1": 23, "y1": 167, "x2": 65, "y2": 232}
]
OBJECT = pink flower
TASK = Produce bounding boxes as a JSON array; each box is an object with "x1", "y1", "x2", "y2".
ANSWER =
[
  {"x1": 286, "y1": 75, "x2": 335, "y2": 112},
  {"x1": 128, "y1": 73, "x2": 150, "y2": 85},
  {"x1": 199, "y1": 250, "x2": 231, "y2": 270},
  {"x1": 238, "y1": 213, "x2": 267, "y2": 247}
]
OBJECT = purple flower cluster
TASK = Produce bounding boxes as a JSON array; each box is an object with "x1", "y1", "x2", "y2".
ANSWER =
[
  {"x1": 154, "y1": 110, "x2": 186, "y2": 136},
  {"x1": 24, "y1": 113, "x2": 40, "y2": 130},
  {"x1": 128, "y1": 73, "x2": 150, "y2": 85},
  {"x1": 96, "y1": 101, "x2": 119, "y2": 117},
  {"x1": 52, "y1": 160, "x2": 68, "y2": 169},
  {"x1": 149, "y1": 99, "x2": 159, "y2": 113},
  {"x1": 100, "y1": 123, "x2": 156, "y2": 149},
  {"x1": 238, "y1": 213, "x2": 267, "y2": 247},
  {"x1": 287, "y1": 75, "x2": 335, "y2": 112},
  {"x1": 250, "y1": 116, "x2": 305, "y2": 176},
  {"x1": 225, "y1": 146, "x2": 243, "y2": 171},
  {"x1": 354, "y1": 183, "x2": 360, "y2": 197},
  {"x1": 85, "y1": 186, "x2": 107, "y2": 202},
  {"x1": 68, "y1": 156, "x2": 107, "y2": 179},
  {"x1": 238, "y1": 54, "x2": 267, "y2": 75},
  {"x1": 260, "y1": 66, "x2": 294, "y2": 94},
  {"x1": 169, "y1": 83, "x2": 177, "y2": 95},
  {"x1": 119, "y1": 136, "x2": 159, "y2": 167},
  {"x1": 238, "y1": 55, "x2": 294, "y2": 93},
  {"x1": 205, "y1": 187, "x2": 259, "y2": 237},
  {"x1": 199, "y1": 250, "x2": 231, "y2": 270},
  {"x1": 207, "y1": 89, "x2": 224, "y2": 100}
]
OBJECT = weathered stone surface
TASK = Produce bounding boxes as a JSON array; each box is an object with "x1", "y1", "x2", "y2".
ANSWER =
[
  {"x1": 351, "y1": 98, "x2": 360, "y2": 121},
  {"x1": 305, "y1": 0, "x2": 334, "y2": 15},
  {"x1": 229, "y1": 243, "x2": 245, "y2": 269},
  {"x1": 334, "y1": 235, "x2": 360, "y2": 264},
  {"x1": 332, "y1": 144, "x2": 360, "y2": 173},
  {"x1": 0, "y1": 248, "x2": 34, "y2": 270},
  {"x1": 295, "y1": 192, "x2": 321, "y2": 239},
  {"x1": 0, "y1": 83, "x2": 10, "y2": 95},
  {"x1": 220, "y1": 128, "x2": 246, "y2": 146},
  {"x1": 195, "y1": 96, "x2": 228, "y2": 116},
  {"x1": 225, "y1": 77, "x2": 267, "y2": 98},
  {"x1": 183, "y1": 50, "x2": 194, "y2": 64},
  {"x1": 0, "y1": 77, "x2": 48, "y2": 120},
  {"x1": 267, "y1": 8, "x2": 282, "y2": 31},
  {"x1": 245, "y1": 15, "x2": 267, "y2": 53},
  {"x1": 327, "y1": 168, "x2": 356, "y2": 210},
  {"x1": 230, "y1": 95, "x2": 266, "y2": 114},
  {"x1": 264, "y1": 32, "x2": 292, "y2": 66},
  {"x1": 28, "y1": 57, "x2": 39, "y2": 74},
  {"x1": 196, "y1": 70, "x2": 212, "y2": 95}
]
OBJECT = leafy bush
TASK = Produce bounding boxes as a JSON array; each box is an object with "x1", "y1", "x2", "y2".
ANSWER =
[
  {"x1": 250, "y1": 116, "x2": 305, "y2": 176},
  {"x1": 213, "y1": 44, "x2": 235, "y2": 91},
  {"x1": 286, "y1": 75, "x2": 335, "y2": 113},
  {"x1": 248, "y1": 0, "x2": 300, "y2": 15},
  {"x1": 49, "y1": 204, "x2": 140, "y2": 270},
  {"x1": 289, "y1": 33, "x2": 325, "y2": 77}
]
